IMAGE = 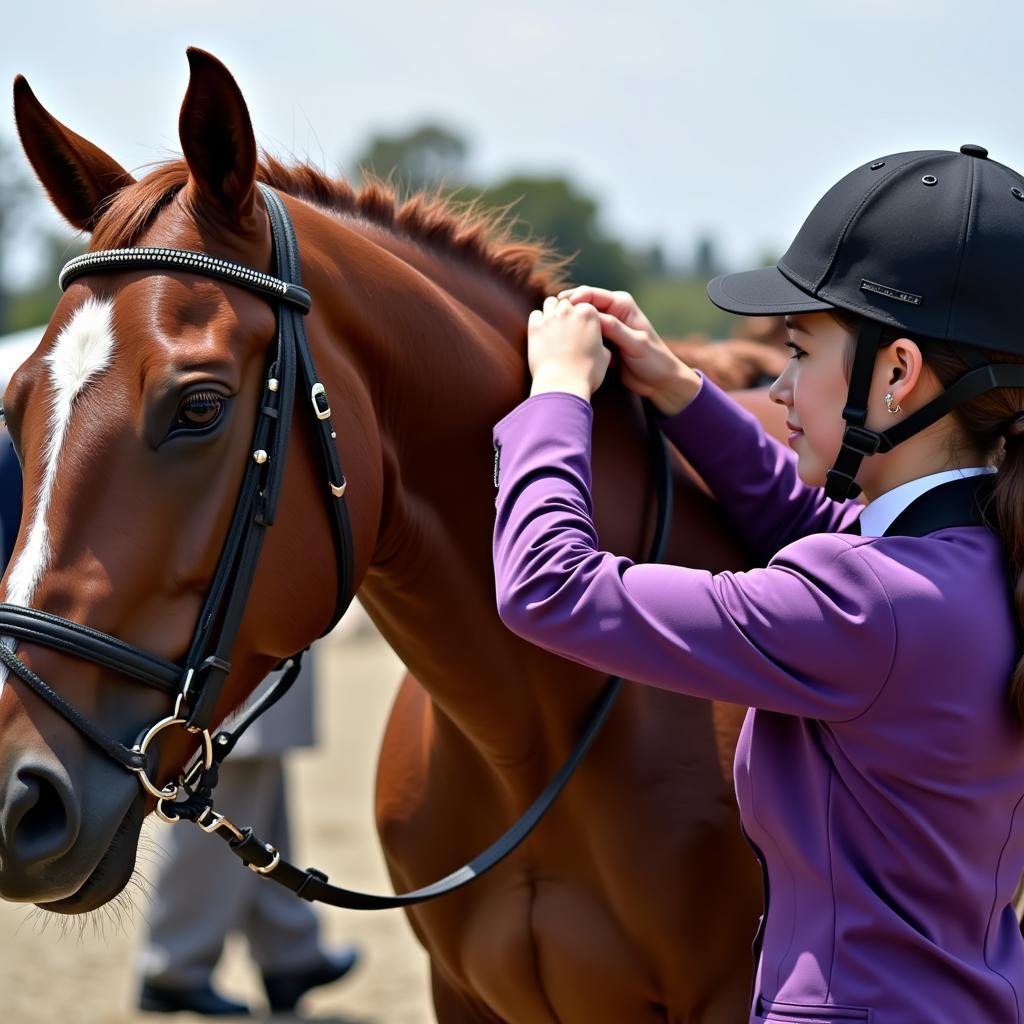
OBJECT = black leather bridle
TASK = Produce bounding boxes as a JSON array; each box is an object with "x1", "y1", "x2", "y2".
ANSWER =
[{"x1": 0, "y1": 184, "x2": 674, "y2": 909}]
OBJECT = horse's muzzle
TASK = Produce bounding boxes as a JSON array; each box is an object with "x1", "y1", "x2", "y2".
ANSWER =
[{"x1": 0, "y1": 745, "x2": 141, "y2": 909}]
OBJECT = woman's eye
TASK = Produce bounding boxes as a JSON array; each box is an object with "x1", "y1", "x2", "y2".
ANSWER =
[
  {"x1": 174, "y1": 392, "x2": 225, "y2": 431},
  {"x1": 784, "y1": 342, "x2": 806, "y2": 361}
]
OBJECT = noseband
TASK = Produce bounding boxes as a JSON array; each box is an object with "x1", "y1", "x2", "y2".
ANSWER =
[{"x1": 0, "y1": 185, "x2": 674, "y2": 909}]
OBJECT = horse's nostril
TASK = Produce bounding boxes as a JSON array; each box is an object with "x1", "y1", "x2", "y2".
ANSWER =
[{"x1": 1, "y1": 765, "x2": 80, "y2": 868}]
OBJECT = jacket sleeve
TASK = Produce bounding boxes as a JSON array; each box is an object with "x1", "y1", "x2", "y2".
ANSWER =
[
  {"x1": 653, "y1": 371, "x2": 862, "y2": 560},
  {"x1": 492, "y1": 391, "x2": 896, "y2": 722}
]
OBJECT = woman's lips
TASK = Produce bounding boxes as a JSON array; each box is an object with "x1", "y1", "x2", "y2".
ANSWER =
[{"x1": 786, "y1": 423, "x2": 803, "y2": 445}]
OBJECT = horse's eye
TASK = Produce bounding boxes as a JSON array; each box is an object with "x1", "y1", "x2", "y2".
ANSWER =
[{"x1": 174, "y1": 392, "x2": 224, "y2": 431}]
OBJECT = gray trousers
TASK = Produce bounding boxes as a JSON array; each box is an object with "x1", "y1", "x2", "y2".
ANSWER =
[{"x1": 138, "y1": 757, "x2": 323, "y2": 988}]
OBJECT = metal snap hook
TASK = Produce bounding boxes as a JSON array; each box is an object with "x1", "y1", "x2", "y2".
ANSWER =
[{"x1": 155, "y1": 796, "x2": 182, "y2": 824}]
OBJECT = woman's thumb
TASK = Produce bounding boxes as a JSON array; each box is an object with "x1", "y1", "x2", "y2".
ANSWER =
[{"x1": 597, "y1": 312, "x2": 643, "y2": 355}]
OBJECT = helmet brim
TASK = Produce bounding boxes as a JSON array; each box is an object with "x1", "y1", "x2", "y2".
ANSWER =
[{"x1": 707, "y1": 267, "x2": 834, "y2": 316}]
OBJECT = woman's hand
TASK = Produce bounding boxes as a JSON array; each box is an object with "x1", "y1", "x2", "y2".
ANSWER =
[
  {"x1": 528, "y1": 296, "x2": 612, "y2": 402},
  {"x1": 557, "y1": 285, "x2": 702, "y2": 416}
]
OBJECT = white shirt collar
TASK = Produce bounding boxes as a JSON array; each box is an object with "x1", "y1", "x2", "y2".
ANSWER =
[{"x1": 857, "y1": 466, "x2": 996, "y2": 537}]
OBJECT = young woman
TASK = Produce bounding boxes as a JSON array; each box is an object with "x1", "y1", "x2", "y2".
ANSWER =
[{"x1": 491, "y1": 146, "x2": 1024, "y2": 1023}]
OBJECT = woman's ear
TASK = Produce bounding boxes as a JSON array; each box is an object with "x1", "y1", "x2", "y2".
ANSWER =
[{"x1": 886, "y1": 338, "x2": 936, "y2": 408}]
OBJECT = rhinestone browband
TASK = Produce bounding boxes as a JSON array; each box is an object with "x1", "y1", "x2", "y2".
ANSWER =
[{"x1": 59, "y1": 247, "x2": 312, "y2": 312}]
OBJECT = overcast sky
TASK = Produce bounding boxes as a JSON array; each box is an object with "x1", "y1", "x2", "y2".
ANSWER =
[{"x1": 3, "y1": 0, "x2": 1023, "y2": 278}]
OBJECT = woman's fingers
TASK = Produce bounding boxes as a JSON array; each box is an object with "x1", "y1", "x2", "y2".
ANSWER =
[
  {"x1": 557, "y1": 286, "x2": 617, "y2": 309},
  {"x1": 557, "y1": 286, "x2": 639, "y2": 322},
  {"x1": 597, "y1": 312, "x2": 644, "y2": 354}
]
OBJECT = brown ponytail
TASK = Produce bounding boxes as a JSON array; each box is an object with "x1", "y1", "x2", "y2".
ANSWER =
[{"x1": 829, "y1": 310, "x2": 1024, "y2": 725}]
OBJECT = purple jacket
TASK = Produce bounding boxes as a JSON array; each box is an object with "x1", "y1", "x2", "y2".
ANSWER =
[{"x1": 492, "y1": 372, "x2": 1024, "y2": 1024}]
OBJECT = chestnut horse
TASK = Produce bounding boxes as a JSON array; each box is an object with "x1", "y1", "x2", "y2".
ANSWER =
[{"x1": 1, "y1": 50, "x2": 785, "y2": 1022}]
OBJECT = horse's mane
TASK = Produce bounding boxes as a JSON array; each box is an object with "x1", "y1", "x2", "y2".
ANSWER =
[{"x1": 91, "y1": 156, "x2": 569, "y2": 303}]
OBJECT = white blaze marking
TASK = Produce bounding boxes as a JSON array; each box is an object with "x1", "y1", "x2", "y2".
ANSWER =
[{"x1": 1, "y1": 299, "x2": 116, "y2": 692}]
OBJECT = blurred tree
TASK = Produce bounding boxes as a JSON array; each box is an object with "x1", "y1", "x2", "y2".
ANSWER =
[
  {"x1": 349, "y1": 122, "x2": 641, "y2": 292},
  {"x1": 8, "y1": 230, "x2": 85, "y2": 332},
  {"x1": 353, "y1": 123, "x2": 469, "y2": 196},
  {"x1": 479, "y1": 175, "x2": 638, "y2": 292},
  {"x1": 693, "y1": 233, "x2": 721, "y2": 279},
  {"x1": 633, "y1": 275, "x2": 741, "y2": 341},
  {"x1": 0, "y1": 137, "x2": 39, "y2": 335}
]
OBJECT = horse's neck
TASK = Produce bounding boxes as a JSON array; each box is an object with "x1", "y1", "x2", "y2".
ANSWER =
[{"x1": 304, "y1": 210, "x2": 571, "y2": 754}]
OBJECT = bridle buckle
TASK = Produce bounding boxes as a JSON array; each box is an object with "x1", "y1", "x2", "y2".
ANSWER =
[{"x1": 311, "y1": 382, "x2": 331, "y2": 420}]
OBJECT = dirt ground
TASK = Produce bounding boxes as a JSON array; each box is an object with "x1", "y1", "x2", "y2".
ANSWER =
[{"x1": 0, "y1": 608, "x2": 435, "y2": 1024}]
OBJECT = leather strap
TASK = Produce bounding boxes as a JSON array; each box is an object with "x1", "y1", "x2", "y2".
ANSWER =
[
  {"x1": 59, "y1": 247, "x2": 312, "y2": 312},
  {"x1": 0, "y1": 181, "x2": 674, "y2": 912},
  {"x1": 0, "y1": 641, "x2": 147, "y2": 770},
  {"x1": 0, "y1": 604, "x2": 179, "y2": 692},
  {"x1": 191, "y1": 396, "x2": 674, "y2": 909}
]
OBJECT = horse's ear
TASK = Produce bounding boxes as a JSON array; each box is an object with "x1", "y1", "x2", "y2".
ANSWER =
[
  {"x1": 13, "y1": 76, "x2": 135, "y2": 232},
  {"x1": 179, "y1": 48, "x2": 258, "y2": 226}
]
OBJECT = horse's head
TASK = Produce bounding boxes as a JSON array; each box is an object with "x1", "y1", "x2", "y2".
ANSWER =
[{"x1": 0, "y1": 49, "x2": 376, "y2": 913}]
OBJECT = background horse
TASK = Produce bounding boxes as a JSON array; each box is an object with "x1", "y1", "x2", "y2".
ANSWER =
[{"x1": 1, "y1": 49, "x2": 784, "y2": 1022}]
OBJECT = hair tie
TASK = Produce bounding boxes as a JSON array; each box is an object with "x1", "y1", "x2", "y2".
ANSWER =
[{"x1": 1004, "y1": 412, "x2": 1024, "y2": 442}]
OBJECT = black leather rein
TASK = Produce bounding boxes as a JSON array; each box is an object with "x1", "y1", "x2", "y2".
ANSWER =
[{"x1": 0, "y1": 184, "x2": 674, "y2": 909}]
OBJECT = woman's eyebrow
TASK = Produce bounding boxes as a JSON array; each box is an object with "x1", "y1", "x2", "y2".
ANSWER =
[{"x1": 783, "y1": 316, "x2": 811, "y2": 335}]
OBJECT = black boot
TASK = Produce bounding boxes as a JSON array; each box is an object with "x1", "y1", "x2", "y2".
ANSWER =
[
  {"x1": 261, "y1": 945, "x2": 361, "y2": 1012},
  {"x1": 139, "y1": 980, "x2": 251, "y2": 1016}
]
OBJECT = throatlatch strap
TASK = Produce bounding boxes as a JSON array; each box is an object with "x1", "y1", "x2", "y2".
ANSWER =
[{"x1": 210, "y1": 652, "x2": 307, "y2": 761}]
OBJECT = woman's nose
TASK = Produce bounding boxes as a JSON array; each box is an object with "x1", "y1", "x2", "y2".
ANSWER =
[{"x1": 768, "y1": 376, "x2": 788, "y2": 406}]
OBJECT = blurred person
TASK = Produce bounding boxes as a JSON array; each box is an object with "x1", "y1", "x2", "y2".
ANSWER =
[
  {"x1": 0, "y1": 424, "x2": 22, "y2": 572},
  {"x1": 137, "y1": 649, "x2": 360, "y2": 1017}
]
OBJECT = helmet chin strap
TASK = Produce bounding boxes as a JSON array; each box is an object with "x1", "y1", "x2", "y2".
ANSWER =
[
  {"x1": 825, "y1": 319, "x2": 888, "y2": 501},
  {"x1": 823, "y1": 321, "x2": 1024, "y2": 503}
]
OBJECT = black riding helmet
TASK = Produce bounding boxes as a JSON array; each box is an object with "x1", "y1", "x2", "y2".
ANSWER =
[{"x1": 707, "y1": 145, "x2": 1024, "y2": 501}]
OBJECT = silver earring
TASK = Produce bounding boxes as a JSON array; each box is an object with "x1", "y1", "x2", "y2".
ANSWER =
[{"x1": 885, "y1": 392, "x2": 902, "y2": 415}]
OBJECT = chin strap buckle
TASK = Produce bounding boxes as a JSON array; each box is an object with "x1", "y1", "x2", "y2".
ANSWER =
[
  {"x1": 839, "y1": 423, "x2": 883, "y2": 457},
  {"x1": 825, "y1": 423, "x2": 883, "y2": 501}
]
